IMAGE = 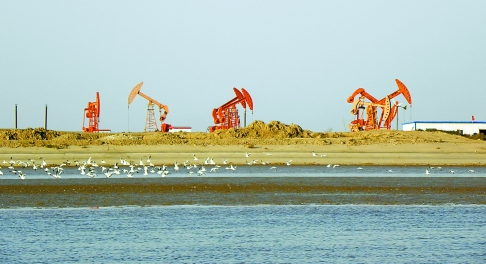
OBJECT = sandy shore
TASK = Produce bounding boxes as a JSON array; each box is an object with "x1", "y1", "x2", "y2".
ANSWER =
[{"x1": 1, "y1": 141, "x2": 485, "y2": 166}]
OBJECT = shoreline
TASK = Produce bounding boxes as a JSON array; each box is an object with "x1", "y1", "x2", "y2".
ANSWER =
[{"x1": 1, "y1": 142, "x2": 486, "y2": 166}]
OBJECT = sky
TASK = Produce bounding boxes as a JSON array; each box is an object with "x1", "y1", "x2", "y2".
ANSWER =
[{"x1": 1, "y1": 1, "x2": 485, "y2": 132}]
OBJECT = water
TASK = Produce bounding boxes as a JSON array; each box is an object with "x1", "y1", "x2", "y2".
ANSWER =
[
  {"x1": 1, "y1": 205, "x2": 485, "y2": 263},
  {"x1": 1, "y1": 164, "x2": 484, "y2": 179},
  {"x1": 1, "y1": 166, "x2": 485, "y2": 263}
]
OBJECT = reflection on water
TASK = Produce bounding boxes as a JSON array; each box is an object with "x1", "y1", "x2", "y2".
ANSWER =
[{"x1": 1, "y1": 205, "x2": 485, "y2": 263}]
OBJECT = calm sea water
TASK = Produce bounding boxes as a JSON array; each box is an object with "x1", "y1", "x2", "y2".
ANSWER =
[
  {"x1": 1, "y1": 165, "x2": 485, "y2": 263},
  {"x1": 1, "y1": 205, "x2": 485, "y2": 263}
]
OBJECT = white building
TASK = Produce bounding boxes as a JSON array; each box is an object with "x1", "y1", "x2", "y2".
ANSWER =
[{"x1": 402, "y1": 121, "x2": 486, "y2": 135}]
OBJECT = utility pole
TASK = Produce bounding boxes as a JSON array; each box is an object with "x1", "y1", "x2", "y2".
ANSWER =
[
  {"x1": 45, "y1": 104, "x2": 48, "y2": 130},
  {"x1": 396, "y1": 105, "x2": 407, "y2": 130},
  {"x1": 14, "y1": 104, "x2": 18, "y2": 129}
]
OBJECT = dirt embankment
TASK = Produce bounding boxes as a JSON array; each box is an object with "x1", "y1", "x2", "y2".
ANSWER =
[{"x1": 0, "y1": 120, "x2": 481, "y2": 149}]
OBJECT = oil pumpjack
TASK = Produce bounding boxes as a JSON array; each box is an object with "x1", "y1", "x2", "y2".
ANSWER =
[
  {"x1": 209, "y1": 87, "x2": 253, "y2": 132},
  {"x1": 82, "y1": 92, "x2": 110, "y2": 133},
  {"x1": 347, "y1": 79, "x2": 412, "y2": 131},
  {"x1": 128, "y1": 82, "x2": 171, "y2": 132}
]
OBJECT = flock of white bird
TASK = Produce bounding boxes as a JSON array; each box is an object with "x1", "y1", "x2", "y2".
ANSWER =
[
  {"x1": 1, "y1": 150, "x2": 477, "y2": 180},
  {"x1": 0, "y1": 151, "x2": 328, "y2": 180}
]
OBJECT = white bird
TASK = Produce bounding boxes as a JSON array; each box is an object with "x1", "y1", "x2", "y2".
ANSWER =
[
  {"x1": 147, "y1": 155, "x2": 152, "y2": 163},
  {"x1": 320, "y1": 154, "x2": 327, "y2": 157},
  {"x1": 327, "y1": 164, "x2": 332, "y2": 168},
  {"x1": 468, "y1": 169, "x2": 475, "y2": 173},
  {"x1": 387, "y1": 169, "x2": 393, "y2": 173},
  {"x1": 449, "y1": 170, "x2": 455, "y2": 174},
  {"x1": 139, "y1": 158, "x2": 144, "y2": 166},
  {"x1": 189, "y1": 171, "x2": 194, "y2": 176},
  {"x1": 357, "y1": 167, "x2": 363, "y2": 170},
  {"x1": 51, "y1": 172, "x2": 61, "y2": 179},
  {"x1": 226, "y1": 164, "x2": 237, "y2": 170},
  {"x1": 333, "y1": 164, "x2": 340, "y2": 169},
  {"x1": 174, "y1": 162, "x2": 180, "y2": 172},
  {"x1": 312, "y1": 151, "x2": 317, "y2": 157},
  {"x1": 270, "y1": 166, "x2": 277, "y2": 171},
  {"x1": 193, "y1": 155, "x2": 198, "y2": 161},
  {"x1": 286, "y1": 160, "x2": 292, "y2": 166},
  {"x1": 245, "y1": 152, "x2": 251, "y2": 158},
  {"x1": 266, "y1": 153, "x2": 272, "y2": 156},
  {"x1": 18, "y1": 171, "x2": 26, "y2": 180},
  {"x1": 104, "y1": 171, "x2": 114, "y2": 178},
  {"x1": 0, "y1": 170, "x2": 3, "y2": 175},
  {"x1": 158, "y1": 170, "x2": 169, "y2": 177},
  {"x1": 210, "y1": 167, "x2": 219, "y2": 173},
  {"x1": 425, "y1": 168, "x2": 430, "y2": 175},
  {"x1": 87, "y1": 171, "x2": 97, "y2": 178}
]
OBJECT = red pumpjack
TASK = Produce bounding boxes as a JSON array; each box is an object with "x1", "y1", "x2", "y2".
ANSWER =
[{"x1": 209, "y1": 88, "x2": 253, "y2": 132}]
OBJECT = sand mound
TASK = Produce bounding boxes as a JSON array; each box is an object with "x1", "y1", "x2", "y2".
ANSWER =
[
  {"x1": 213, "y1": 120, "x2": 313, "y2": 139},
  {"x1": 0, "y1": 121, "x2": 480, "y2": 148},
  {"x1": 0, "y1": 128, "x2": 61, "y2": 140}
]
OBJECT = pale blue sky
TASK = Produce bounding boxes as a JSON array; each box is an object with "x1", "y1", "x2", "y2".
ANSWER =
[{"x1": 1, "y1": 1, "x2": 485, "y2": 132}]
